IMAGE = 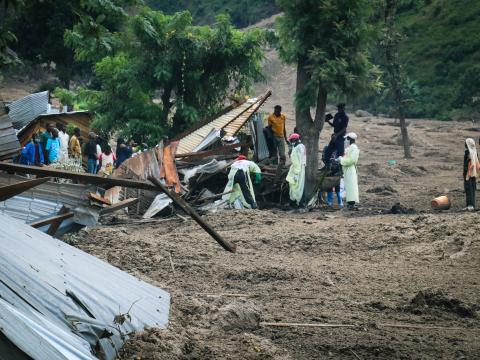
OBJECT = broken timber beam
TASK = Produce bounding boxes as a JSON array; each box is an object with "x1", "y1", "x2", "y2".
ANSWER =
[
  {"x1": 0, "y1": 177, "x2": 52, "y2": 201},
  {"x1": 0, "y1": 162, "x2": 159, "y2": 191},
  {"x1": 149, "y1": 176, "x2": 236, "y2": 253},
  {"x1": 30, "y1": 211, "x2": 74, "y2": 229},
  {"x1": 99, "y1": 198, "x2": 139, "y2": 215},
  {"x1": 175, "y1": 142, "x2": 248, "y2": 161},
  {"x1": 47, "y1": 206, "x2": 70, "y2": 236}
]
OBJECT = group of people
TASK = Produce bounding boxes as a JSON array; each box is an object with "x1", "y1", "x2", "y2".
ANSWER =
[
  {"x1": 224, "y1": 103, "x2": 360, "y2": 210},
  {"x1": 19, "y1": 123, "x2": 71, "y2": 166},
  {"x1": 17, "y1": 123, "x2": 140, "y2": 177}
]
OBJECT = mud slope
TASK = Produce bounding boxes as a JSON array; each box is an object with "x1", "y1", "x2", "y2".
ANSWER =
[{"x1": 71, "y1": 112, "x2": 480, "y2": 359}]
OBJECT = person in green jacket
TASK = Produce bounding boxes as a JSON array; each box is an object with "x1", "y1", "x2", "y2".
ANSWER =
[{"x1": 223, "y1": 155, "x2": 262, "y2": 209}]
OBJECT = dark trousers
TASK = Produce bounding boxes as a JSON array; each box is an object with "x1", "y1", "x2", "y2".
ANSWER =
[
  {"x1": 324, "y1": 136, "x2": 345, "y2": 164},
  {"x1": 234, "y1": 170, "x2": 255, "y2": 207},
  {"x1": 464, "y1": 177, "x2": 477, "y2": 207}
]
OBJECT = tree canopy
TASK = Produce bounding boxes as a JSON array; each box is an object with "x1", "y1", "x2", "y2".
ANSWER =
[
  {"x1": 66, "y1": 8, "x2": 266, "y2": 144},
  {"x1": 275, "y1": 0, "x2": 379, "y2": 199}
]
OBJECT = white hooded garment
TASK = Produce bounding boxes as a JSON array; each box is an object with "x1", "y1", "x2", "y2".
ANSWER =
[
  {"x1": 340, "y1": 143, "x2": 360, "y2": 203},
  {"x1": 286, "y1": 143, "x2": 306, "y2": 204}
]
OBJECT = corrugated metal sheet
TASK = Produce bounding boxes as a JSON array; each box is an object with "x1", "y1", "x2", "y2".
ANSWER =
[
  {"x1": 0, "y1": 113, "x2": 21, "y2": 160},
  {"x1": 0, "y1": 213, "x2": 170, "y2": 360},
  {"x1": 250, "y1": 112, "x2": 269, "y2": 161},
  {"x1": 223, "y1": 95, "x2": 269, "y2": 137},
  {"x1": 176, "y1": 91, "x2": 271, "y2": 155},
  {"x1": 7, "y1": 91, "x2": 49, "y2": 129},
  {"x1": 0, "y1": 173, "x2": 99, "y2": 226}
]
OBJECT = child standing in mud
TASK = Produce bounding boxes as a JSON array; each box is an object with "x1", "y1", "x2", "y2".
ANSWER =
[{"x1": 463, "y1": 138, "x2": 480, "y2": 211}]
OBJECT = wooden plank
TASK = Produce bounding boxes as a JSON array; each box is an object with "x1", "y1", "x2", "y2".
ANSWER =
[
  {"x1": 30, "y1": 212, "x2": 74, "y2": 228},
  {"x1": 149, "y1": 176, "x2": 237, "y2": 253},
  {"x1": 89, "y1": 192, "x2": 112, "y2": 205},
  {"x1": 47, "y1": 206, "x2": 70, "y2": 236},
  {"x1": 0, "y1": 162, "x2": 159, "y2": 191},
  {"x1": 99, "y1": 197, "x2": 139, "y2": 215},
  {"x1": 163, "y1": 142, "x2": 181, "y2": 193},
  {"x1": 0, "y1": 177, "x2": 52, "y2": 201},
  {"x1": 175, "y1": 141, "x2": 248, "y2": 160}
]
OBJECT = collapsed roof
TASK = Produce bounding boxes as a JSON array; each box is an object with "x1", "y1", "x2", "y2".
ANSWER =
[
  {"x1": 175, "y1": 91, "x2": 271, "y2": 155},
  {"x1": 0, "y1": 213, "x2": 170, "y2": 360}
]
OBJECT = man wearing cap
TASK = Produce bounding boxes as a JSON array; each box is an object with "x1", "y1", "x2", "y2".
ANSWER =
[
  {"x1": 324, "y1": 103, "x2": 349, "y2": 164},
  {"x1": 223, "y1": 155, "x2": 262, "y2": 209},
  {"x1": 286, "y1": 133, "x2": 306, "y2": 206},
  {"x1": 339, "y1": 132, "x2": 360, "y2": 209},
  {"x1": 267, "y1": 105, "x2": 288, "y2": 166}
]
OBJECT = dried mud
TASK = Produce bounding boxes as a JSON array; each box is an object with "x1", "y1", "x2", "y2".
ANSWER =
[{"x1": 71, "y1": 115, "x2": 480, "y2": 360}]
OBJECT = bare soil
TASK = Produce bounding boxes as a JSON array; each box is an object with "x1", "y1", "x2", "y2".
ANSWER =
[{"x1": 71, "y1": 115, "x2": 480, "y2": 359}]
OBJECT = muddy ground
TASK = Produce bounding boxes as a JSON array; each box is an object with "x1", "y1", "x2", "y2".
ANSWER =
[{"x1": 70, "y1": 115, "x2": 480, "y2": 359}]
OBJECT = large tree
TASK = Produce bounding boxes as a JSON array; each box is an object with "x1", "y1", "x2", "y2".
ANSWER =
[
  {"x1": 276, "y1": 0, "x2": 380, "y2": 199},
  {"x1": 67, "y1": 8, "x2": 266, "y2": 143}
]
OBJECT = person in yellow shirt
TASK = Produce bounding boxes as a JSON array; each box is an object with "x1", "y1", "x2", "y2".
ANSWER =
[
  {"x1": 69, "y1": 127, "x2": 82, "y2": 159},
  {"x1": 267, "y1": 105, "x2": 288, "y2": 166}
]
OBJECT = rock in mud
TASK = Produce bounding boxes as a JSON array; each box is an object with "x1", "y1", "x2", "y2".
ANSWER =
[
  {"x1": 407, "y1": 289, "x2": 476, "y2": 318},
  {"x1": 389, "y1": 203, "x2": 415, "y2": 214},
  {"x1": 216, "y1": 302, "x2": 261, "y2": 332},
  {"x1": 367, "y1": 185, "x2": 397, "y2": 195}
]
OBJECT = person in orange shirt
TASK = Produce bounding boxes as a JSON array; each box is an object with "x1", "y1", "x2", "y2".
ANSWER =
[{"x1": 267, "y1": 105, "x2": 288, "y2": 165}]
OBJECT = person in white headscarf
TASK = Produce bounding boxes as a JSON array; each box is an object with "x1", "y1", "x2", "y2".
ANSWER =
[{"x1": 463, "y1": 138, "x2": 480, "y2": 211}]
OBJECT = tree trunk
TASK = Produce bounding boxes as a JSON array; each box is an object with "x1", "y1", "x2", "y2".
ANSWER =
[
  {"x1": 385, "y1": 0, "x2": 412, "y2": 159},
  {"x1": 394, "y1": 88, "x2": 412, "y2": 158},
  {"x1": 294, "y1": 59, "x2": 327, "y2": 200}
]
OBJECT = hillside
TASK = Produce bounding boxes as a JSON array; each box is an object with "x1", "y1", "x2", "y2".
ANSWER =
[
  {"x1": 396, "y1": 0, "x2": 480, "y2": 119},
  {"x1": 146, "y1": 0, "x2": 279, "y2": 28}
]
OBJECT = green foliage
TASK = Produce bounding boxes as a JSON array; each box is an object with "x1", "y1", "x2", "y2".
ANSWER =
[
  {"x1": 276, "y1": 0, "x2": 379, "y2": 111},
  {"x1": 0, "y1": 0, "x2": 22, "y2": 71},
  {"x1": 394, "y1": 0, "x2": 480, "y2": 119},
  {"x1": 9, "y1": 0, "x2": 132, "y2": 86},
  {"x1": 147, "y1": 0, "x2": 278, "y2": 28},
  {"x1": 54, "y1": 87, "x2": 76, "y2": 107},
  {"x1": 66, "y1": 7, "x2": 266, "y2": 144}
]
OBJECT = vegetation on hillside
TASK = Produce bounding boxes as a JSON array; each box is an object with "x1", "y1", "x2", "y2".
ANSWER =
[
  {"x1": 147, "y1": 0, "x2": 278, "y2": 28},
  {"x1": 355, "y1": 0, "x2": 480, "y2": 120}
]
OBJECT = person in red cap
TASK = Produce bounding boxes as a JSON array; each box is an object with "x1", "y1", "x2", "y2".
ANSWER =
[
  {"x1": 286, "y1": 133, "x2": 306, "y2": 206},
  {"x1": 223, "y1": 155, "x2": 262, "y2": 209}
]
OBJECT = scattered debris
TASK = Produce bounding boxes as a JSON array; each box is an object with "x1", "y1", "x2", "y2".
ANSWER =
[
  {"x1": 367, "y1": 185, "x2": 397, "y2": 195},
  {"x1": 389, "y1": 203, "x2": 415, "y2": 214}
]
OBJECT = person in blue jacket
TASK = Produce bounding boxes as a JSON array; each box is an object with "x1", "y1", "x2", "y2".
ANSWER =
[{"x1": 19, "y1": 134, "x2": 44, "y2": 166}]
